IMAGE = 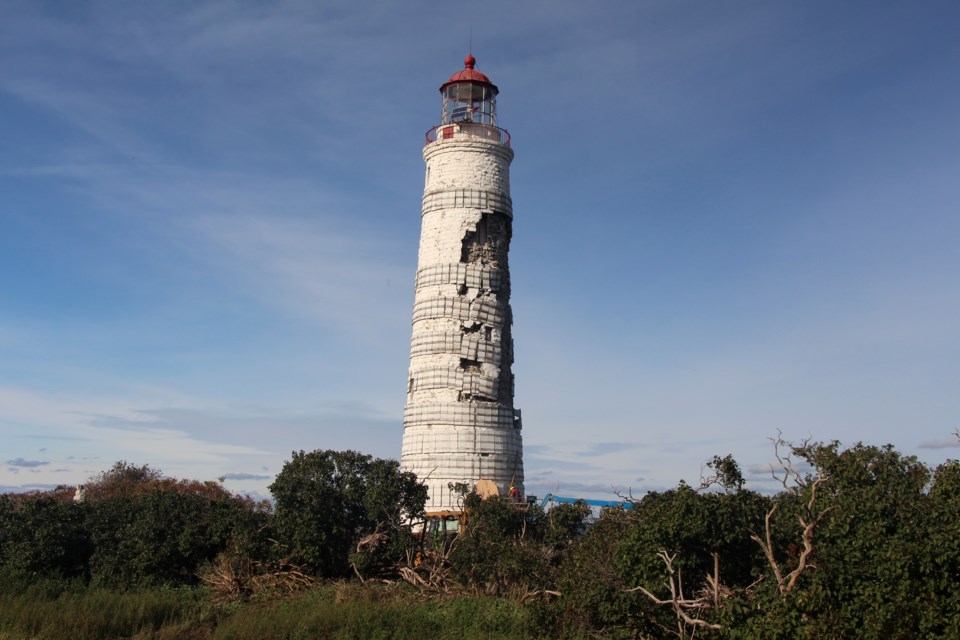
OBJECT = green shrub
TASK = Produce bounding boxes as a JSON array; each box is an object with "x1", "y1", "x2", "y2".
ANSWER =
[
  {"x1": 86, "y1": 489, "x2": 267, "y2": 588},
  {"x1": 0, "y1": 497, "x2": 91, "y2": 580},
  {"x1": 269, "y1": 450, "x2": 427, "y2": 579}
]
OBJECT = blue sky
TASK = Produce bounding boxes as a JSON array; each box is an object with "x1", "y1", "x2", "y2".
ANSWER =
[{"x1": 2, "y1": 0, "x2": 959, "y2": 500}]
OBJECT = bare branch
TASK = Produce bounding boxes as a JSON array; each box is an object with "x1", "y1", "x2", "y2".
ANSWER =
[
  {"x1": 754, "y1": 434, "x2": 837, "y2": 598},
  {"x1": 625, "y1": 550, "x2": 722, "y2": 636},
  {"x1": 698, "y1": 464, "x2": 715, "y2": 492},
  {"x1": 709, "y1": 553, "x2": 720, "y2": 608},
  {"x1": 767, "y1": 430, "x2": 812, "y2": 494},
  {"x1": 783, "y1": 505, "x2": 838, "y2": 592},
  {"x1": 615, "y1": 487, "x2": 641, "y2": 507}
]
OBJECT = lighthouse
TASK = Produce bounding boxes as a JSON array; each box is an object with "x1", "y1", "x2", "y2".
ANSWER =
[{"x1": 401, "y1": 54, "x2": 523, "y2": 513}]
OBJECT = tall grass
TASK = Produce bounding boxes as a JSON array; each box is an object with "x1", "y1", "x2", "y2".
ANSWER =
[
  {"x1": 0, "y1": 578, "x2": 594, "y2": 640},
  {"x1": 0, "y1": 575, "x2": 208, "y2": 640},
  {"x1": 212, "y1": 584, "x2": 551, "y2": 640}
]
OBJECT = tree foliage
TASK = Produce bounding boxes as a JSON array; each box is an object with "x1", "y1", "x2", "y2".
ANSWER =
[
  {"x1": 0, "y1": 461, "x2": 269, "y2": 588},
  {"x1": 2, "y1": 440, "x2": 960, "y2": 639},
  {"x1": 0, "y1": 496, "x2": 90, "y2": 579},
  {"x1": 86, "y1": 489, "x2": 269, "y2": 588},
  {"x1": 549, "y1": 440, "x2": 960, "y2": 639},
  {"x1": 269, "y1": 449, "x2": 427, "y2": 578},
  {"x1": 449, "y1": 493, "x2": 546, "y2": 592}
]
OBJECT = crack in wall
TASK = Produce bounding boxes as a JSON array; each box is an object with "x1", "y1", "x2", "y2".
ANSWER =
[{"x1": 460, "y1": 211, "x2": 512, "y2": 274}]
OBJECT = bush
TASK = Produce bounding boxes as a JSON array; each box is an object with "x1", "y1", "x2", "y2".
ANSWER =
[
  {"x1": 86, "y1": 489, "x2": 269, "y2": 588},
  {"x1": 0, "y1": 461, "x2": 272, "y2": 589},
  {"x1": 0, "y1": 496, "x2": 91, "y2": 580},
  {"x1": 449, "y1": 494, "x2": 593, "y2": 595},
  {"x1": 269, "y1": 450, "x2": 427, "y2": 578},
  {"x1": 555, "y1": 506, "x2": 636, "y2": 630}
]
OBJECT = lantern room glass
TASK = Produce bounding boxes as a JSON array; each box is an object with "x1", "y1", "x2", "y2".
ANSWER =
[{"x1": 442, "y1": 82, "x2": 497, "y2": 126}]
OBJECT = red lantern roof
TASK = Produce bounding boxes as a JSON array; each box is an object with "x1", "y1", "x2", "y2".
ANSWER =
[{"x1": 440, "y1": 54, "x2": 499, "y2": 93}]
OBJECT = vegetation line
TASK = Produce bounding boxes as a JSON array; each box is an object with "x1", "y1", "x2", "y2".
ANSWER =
[{"x1": 1, "y1": 437, "x2": 959, "y2": 638}]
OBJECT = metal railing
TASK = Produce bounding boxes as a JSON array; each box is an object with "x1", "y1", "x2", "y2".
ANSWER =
[{"x1": 425, "y1": 123, "x2": 511, "y2": 147}]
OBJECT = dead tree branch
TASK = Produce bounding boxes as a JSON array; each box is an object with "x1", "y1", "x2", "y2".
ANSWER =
[
  {"x1": 626, "y1": 550, "x2": 722, "y2": 637},
  {"x1": 753, "y1": 433, "x2": 837, "y2": 597}
]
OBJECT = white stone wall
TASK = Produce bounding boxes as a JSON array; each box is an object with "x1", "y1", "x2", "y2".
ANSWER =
[
  {"x1": 424, "y1": 141, "x2": 512, "y2": 195},
  {"x1": 402, "y1": 129, "x2": 523, "y2": 512}
]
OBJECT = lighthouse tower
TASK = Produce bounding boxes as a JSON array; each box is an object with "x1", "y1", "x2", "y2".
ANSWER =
[{"x1": 402, "y1": 54, "x2": 523, "y2": 513}]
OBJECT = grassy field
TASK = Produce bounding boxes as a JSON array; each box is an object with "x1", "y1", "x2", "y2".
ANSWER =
[
  {"x1": 0, "y1": 577, "x2": 208, "y2": 640},
  {"x1": 0, "y1": 578, "x2": 578, "y2": 640}
]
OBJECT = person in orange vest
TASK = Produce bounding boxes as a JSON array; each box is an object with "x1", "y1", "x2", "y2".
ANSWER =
[{"x1": 509, "y1": 485, "x2": 521, "y2": 502}]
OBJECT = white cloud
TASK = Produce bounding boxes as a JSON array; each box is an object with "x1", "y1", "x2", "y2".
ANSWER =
[
  {"x1": 918, "y1": 437, "x2": 960, "y2": 450},
  {"x1": 0, "y1": 385, "x2": 404, "y2": 495},
  {"x1": 78, "y1": 423, "x2": 268, "y2": 463},
  {"x1": 188, "y1": 212, "x2": 411, "y2": 337},
  {"x1": 220, "y1": 472, "x2": 271, "y2": 481},
  {"x1": 0, "y1": 483, "x2": 62, "y2": 494},
  {"x1": 2, "y1": 1, "x2": 959, "y2": 502},
  {"x1": 5, "y1": 458, "x2": 49, "y2": 468}
]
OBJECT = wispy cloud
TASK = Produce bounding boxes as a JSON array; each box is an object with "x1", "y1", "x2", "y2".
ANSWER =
[
  {"x1": 220, "y1": 472, "x2": 272, "y2": 481},
  {"x1": 918, "y1": 437, "x2": 960, "y2": 450},
  {"x1": 6, "y1": 458, "x2": 49, "y2": 468},
  {"x1": 0, "y1": 483, "x2": 62, "y2": 494},
  {"x1": 0, "y1": 384, "x2": 403, "y2": 495},
  {"x1": 81, "y1": 422, "x2": 269, "y2": 464},
  {"x1": 2, "y1": 1, "x2": 959, "y2": 501},
  {"x1": 528, "y1": 480, "x2": 629, "y2": 498},
  {"x1": 188, "y1": 212, "x2": 411, "y2": 337},
  {"x1": 581, "y1": 442, "x2": 644, "y2": 457}
]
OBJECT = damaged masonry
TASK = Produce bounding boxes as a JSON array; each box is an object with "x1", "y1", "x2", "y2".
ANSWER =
[{"x1": 401, "y1": 55, "x2": 524, "y2": 513}]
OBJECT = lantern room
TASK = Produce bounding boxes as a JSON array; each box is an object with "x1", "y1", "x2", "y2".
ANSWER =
[{"x1": 440, "y1": 54, "x2": 498, "y2": 126}]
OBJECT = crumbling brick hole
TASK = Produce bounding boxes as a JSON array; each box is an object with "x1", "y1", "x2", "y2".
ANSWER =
[
  {"x1": 461, "y1": 322, "x2": 483, "y2": 334},
  {"x1": 460, "y1": 212, "x2": 511, "y2": 265},
  {"x1": 459, "y1": 358, "x2": 482, "y2": 373}
]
